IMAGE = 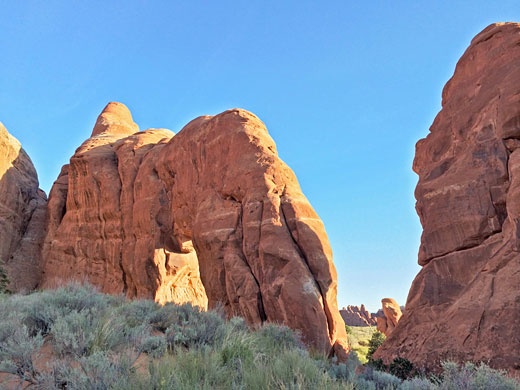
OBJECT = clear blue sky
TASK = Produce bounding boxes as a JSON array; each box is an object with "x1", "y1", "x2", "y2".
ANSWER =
[{"x1": 1, "y1": 1, "x2": 518, "y2": 312}]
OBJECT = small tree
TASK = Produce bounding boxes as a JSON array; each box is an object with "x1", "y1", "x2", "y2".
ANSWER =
[
  {"x1": 366, "y1": 331, "x2": 385, "y2": 361},
  {"x1": 0, "y1": 259, "x2": 10, "y2": 294}
]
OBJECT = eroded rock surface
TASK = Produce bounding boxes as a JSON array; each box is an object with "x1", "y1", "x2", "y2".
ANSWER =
[
  {"x1": 0, "y1": 122, "x2": 47, "y2": 291},
  {"x1": 340, "y1": 305, "x2": 377, "y2": 327},
  {"x1": 375, "y1": 298, "x2": 402, "y2": 336},
  {"x1": 375, "y1": 23, "x2": 520, "y2": 374},
  {"x1": 41, "y1": 103, "x2": 348, "y2": 358}
]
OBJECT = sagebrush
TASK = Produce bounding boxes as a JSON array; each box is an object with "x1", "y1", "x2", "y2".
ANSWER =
[{"x1": 0, "y1": 284, "x2": 517, "y2": 390}]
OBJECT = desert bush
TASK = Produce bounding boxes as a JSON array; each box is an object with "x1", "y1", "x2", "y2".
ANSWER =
[
  {"x1": 256, "y1": 323, "x2": 304, "y2": 353},
  {"x1": 368, "y1": 357, "x2": 388, "y2": 372},
  {"x1": 20, "y1": 283, "x2": 114, "y2": 337},
  {"x1": 0, "y1": 319, "x2": 43, "y2": 386},
  {"x1": 0, "y1": 260, "x2": 10, "y2": 294},
  {"x1": 165, "y1": 308, "x2": 226, "y2": 349},
  {"x1": 139, "y1": 335, "x2": 167, "y2": 358},
  {"x1": 399, "y1": 376, "x2": 438, "y2": 390},
  {"x1": 116, "y1": 299, "x2": 160, "y2": 328},
  {"x1": 51, "y1": 310, "x2": 96, "y2": 357},
  {"x1": 1, "y1": 285, "x2": 519, "y2": 390},
  {"x1": 390, "y1": 357, "x2": 415, "y2": 380},
  {"x1": 327, "y1": 352, "x2": 361, "y2": 381},
  {"x1": 438, "y1": 361, "x2": 519, "y2": 390},
  {"x1": 357, "y1": 366, "x2": 401, "y2": 389}
]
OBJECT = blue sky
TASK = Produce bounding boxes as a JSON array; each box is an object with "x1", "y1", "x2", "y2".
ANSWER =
[{"x1": 1, "y1": 1, "x2": 518, "y2": 312}]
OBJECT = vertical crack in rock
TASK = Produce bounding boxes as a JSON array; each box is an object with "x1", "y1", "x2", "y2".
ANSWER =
[
  {"x1": 237, "y1": 201, "x2": 267, "y2": 323},
  {"x1": 279, "y1": 191, "x2": 330, "y2": 333}
]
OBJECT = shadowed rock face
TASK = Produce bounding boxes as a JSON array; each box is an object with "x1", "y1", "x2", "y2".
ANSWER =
[
  {"x1": 40, "y1": 103, "x2": 349, "y2": 359},
  {"x1": 0, "y1": 122, "x2": 47, "y2": 291},
  {"x1": 340, "y1": 305, "x2": 377, "y2": 326},
  {"x1": 376, "y1": 23, "x2": 520, "y2": 374}
]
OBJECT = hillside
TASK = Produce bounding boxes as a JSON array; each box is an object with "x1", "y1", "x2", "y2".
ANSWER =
[{"x1": 0, "y1": 284, "x2": 518, "y2": 389}]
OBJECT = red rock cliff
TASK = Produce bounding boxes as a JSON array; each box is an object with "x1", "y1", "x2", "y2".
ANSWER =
[
  {"x1": 40, "y1": 103, "x2": 349, "y2": 359},
  {"x1": 375, "y1": 23, "x2": 520, "y2": 374},
  {"x1": 0, "y1": 122, "x2": 47, "y2": 291}
]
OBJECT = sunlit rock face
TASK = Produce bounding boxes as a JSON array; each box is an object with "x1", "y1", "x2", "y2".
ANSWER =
[
  {"x1": 375, "y1": 23, "x2": 520, "y2": 374},
  {"x1": 0, "y1": 122, "x2": 47, "y2": 291},
  {"x1": 375, "y1": 298, "x2": 402, "y2": 336},
  {"x1": 40, "y1": 102, "x2": 349, "y2": 359}
]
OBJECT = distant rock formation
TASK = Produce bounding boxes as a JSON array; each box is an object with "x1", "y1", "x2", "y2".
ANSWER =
[
  {"x1": 375, "y1": 23, "x2": 520, "y2": 374},
  {"x1": 32, "y1": 102, "x2": 349, "y2": 359},
  {"x1": 0, "y1": 122, "x2": 46, "y2": 291},
  {"x1": 375, "y1": 298, "x2": 402, "y2": 336},
  {"x1": 340, "y1": 305, "x2": 377, "y2": 326}
]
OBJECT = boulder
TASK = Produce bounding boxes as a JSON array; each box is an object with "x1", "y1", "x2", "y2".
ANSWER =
[
  {"x1": 375, "y1": 23, "x2": 520, "y2": 374},
  {"x1": 0, "y1": 122, "x2": 47, "y2": 291},
  {"x1": 40, "y1": 103, "x2": 349, "y2": 359}
]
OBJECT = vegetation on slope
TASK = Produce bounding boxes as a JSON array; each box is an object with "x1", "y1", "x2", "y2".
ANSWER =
[
  {"x1": 0, "y1": 284, "x2": 518, "y2": 389},
  {"x1": 346, "y1": 326, "x2": 377, "y2": 364}
]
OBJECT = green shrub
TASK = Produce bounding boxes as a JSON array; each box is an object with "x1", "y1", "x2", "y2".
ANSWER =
[
  {"x1": 327, "y1": 352, "x2": 360, "y2": 381},
  {"x1": 390, "y1": 356, "x2": 414, "y2": 380},
  {"x1": 368, "y1": 358, "x2": 388, "y2": 372},
  {"x1": 165, "y1": 309, "x2": 226, "y2": 349},
  {"x1": 399, "y1": 376, "x2": 438, "y2": 390},
  {"x1": 439, "y1": 361, "x2": 519, "y2": 390},
  {"x1": 0, "y1": 260, "x2": 10, "y2": 294},
  {"x1": 367, "y1": 330, "x2": 386, "y2": 361},
  {"x1": 357, "y1": 366, "x2": 401, "y2": 389},
  {"x1": 140, "y1": 335, "x2": 167, "y2": 358},
  {"x1": 256, "y1": 323, "x2": 304, "y2": 352},
  {"x1": 0, "y1": 320, "x2": 43, "y2": 386},
  {"x1": 0, "y1": 284, "x2": 519, "y2": 390}
]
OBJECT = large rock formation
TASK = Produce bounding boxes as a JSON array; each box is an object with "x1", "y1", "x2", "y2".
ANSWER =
[
  {"x1": 376, "y1": 23, "x2": 520, "y2": 374},
  {"x1": 340, "y1": 305, "x2": 377, "y2": 327},
  {"x1": 375, "y1": 298, "x2": 402, "y2": 336},
  {"x1": 40, "y1": 102, "x2": 348, "y2": 359},
  {"x1": 0, "y1": 122, "x2": 47, "y2": 291}
]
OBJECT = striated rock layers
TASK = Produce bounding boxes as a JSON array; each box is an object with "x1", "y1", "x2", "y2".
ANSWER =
[
  {"x1": 340, "y1": 305, "x2": 377, "y2": 327},
  {"x1": 376, "y1": 23, "x2": 520, "y2": 373},
  {"x1": 0, "y1": 122, "x2": 47, "y2": 291},
  {"x1": 375, "y1": 298, "x2": 402, "y2": 336},
  {"x1": 39, "y1": 102, "x2": 348, "y2": 359}
]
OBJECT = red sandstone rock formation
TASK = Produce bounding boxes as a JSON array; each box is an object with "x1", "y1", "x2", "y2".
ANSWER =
[
  {"x1": 40, "y1": 103, "x2": 349, "y2": 359},
  {"x1": 375, "y1": 23, "x2": 520, "y2": 374},
  {"x1": 0, "y1": 122, "x2": 47, "y2": 291},
  {"x1": 375, "y1": 298, "x2": 402, "y2": 336},
  {"x1": 340, "y1": 305, "x2": 377, "y2": 326},
  {"x1": 41, "y1": 103, "x2": 207, "y2": 309}
]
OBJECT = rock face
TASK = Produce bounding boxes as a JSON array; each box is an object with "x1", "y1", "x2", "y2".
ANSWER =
[
  {"x1": 40, "y1": 103, "x2": 349, "y2": 359},
  {"x1": 340, "y1": 305, "x2": 377, "y2": 326},
  {"x1": 376, "y1": 23, "x2": 520, "y2": 374},
  {"x1": 375, "y1": 298, "x2": 402, "y2": 336},
  {"x1": 0, "y1": 122, "x2": 47, "y2": 291}
]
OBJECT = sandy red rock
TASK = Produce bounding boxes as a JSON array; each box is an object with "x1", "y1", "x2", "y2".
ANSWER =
[
  {"x1": 375, "y1": 298, "x2": 402, "y2": 336},
  {"x1": 37, "y1": 103, "x2": 348, "y2": 359},
  {"x1": 340, "y1": 305, "x2": 377, "y2": 327},
  {"x1": 0, "y1": 122, "x2": 46, "y2": 291},
  {"x1": 375, "y1": 23, "x2": 520, "y2": 374}
]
